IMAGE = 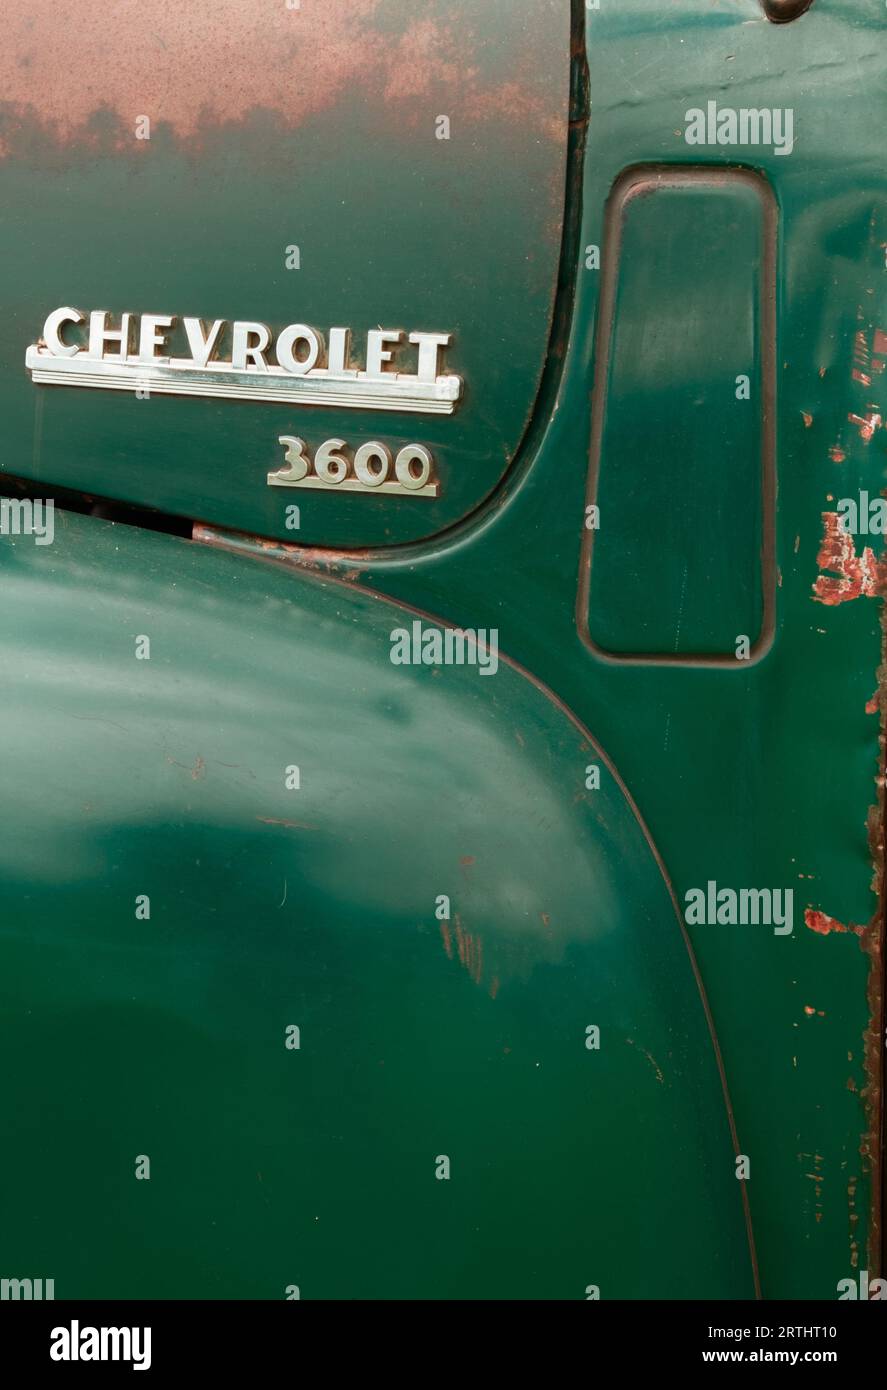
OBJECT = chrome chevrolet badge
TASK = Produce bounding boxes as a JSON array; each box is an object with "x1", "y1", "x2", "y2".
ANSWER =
[{"x1": 25, "y1": 309, "x2": 463, "y2": 415}]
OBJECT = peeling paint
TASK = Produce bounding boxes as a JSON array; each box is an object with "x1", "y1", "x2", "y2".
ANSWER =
[
  {"x1": 848, "y1": 410, "x2": 883, "y2": 443},
  {"x1": 812, "y1": 512, "x2": 884, "y2": 606},
  {"x1": 804, "y1": 908, "x2": 865, "y2": 938}
]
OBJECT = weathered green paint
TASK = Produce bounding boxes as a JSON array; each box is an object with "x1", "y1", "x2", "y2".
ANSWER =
[
  {"x1": 0, "y1": 0, "x2": 569, "y2": 547},
  {"x1": 297, "y1": 0, "x2": 885, "y2": 1297},
  {"x1": 0, "y1": 514, "x2": 753, "y2": 1298},
  {"x1": 1, "y1": 0, "x2": 884, "y2": 1301}
]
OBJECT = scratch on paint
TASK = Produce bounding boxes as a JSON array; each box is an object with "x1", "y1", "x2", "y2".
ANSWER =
[
  {"x1": 626, "y1": 1037, "x2": 665, "y2": 1085},
  {"x1": 165, "y1": 753, "x2": 206, "y2": 779},
  {"x1": 256, "y1": 815, "x2": 317, "y2": 831}
]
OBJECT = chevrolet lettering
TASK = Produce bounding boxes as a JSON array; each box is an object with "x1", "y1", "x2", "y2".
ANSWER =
[{"x1": 25, "y1": 309, "x2": 463, "y2": 415}]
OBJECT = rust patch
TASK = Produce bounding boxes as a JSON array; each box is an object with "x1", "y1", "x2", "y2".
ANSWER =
[
  {"x1": 0, "y1": 0, "x2": 566, "y2": 157},
  {"x1": 812, "y1": 512, "x2": 885, "y2": 606},
  {"x1": 275, "y1": 545, "x2": 369, "y2": 583},
  {"x1": 192, "y1": 524, "x2": 370, "y2": 582},
  {"x1": 464, "y1": 81, "x2": 563, "y2": 146},
  {"x1": 804, "y1": 909, "x2": 865, "y2": 939},
  {"x1": 849, "y1": 411, "x2": 883, "y2": 443},
  {"x1": 2, "y1": 0, "x2": 383, "y2": 155}
]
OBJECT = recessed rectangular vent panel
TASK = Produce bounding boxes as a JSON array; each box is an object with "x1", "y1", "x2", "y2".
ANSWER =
[{"x1": 580, "y1": 167, "x2": 776, "y2": 664}]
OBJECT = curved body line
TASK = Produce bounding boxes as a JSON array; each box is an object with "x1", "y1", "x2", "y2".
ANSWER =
[{"x1": 194, "y1": 527, "x2": 762, "y2": 1297}]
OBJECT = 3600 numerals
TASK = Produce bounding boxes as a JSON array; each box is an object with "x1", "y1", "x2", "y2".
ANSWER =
[{"x1": 268, "y1": 436, "x2": 439, "y2": 498}]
